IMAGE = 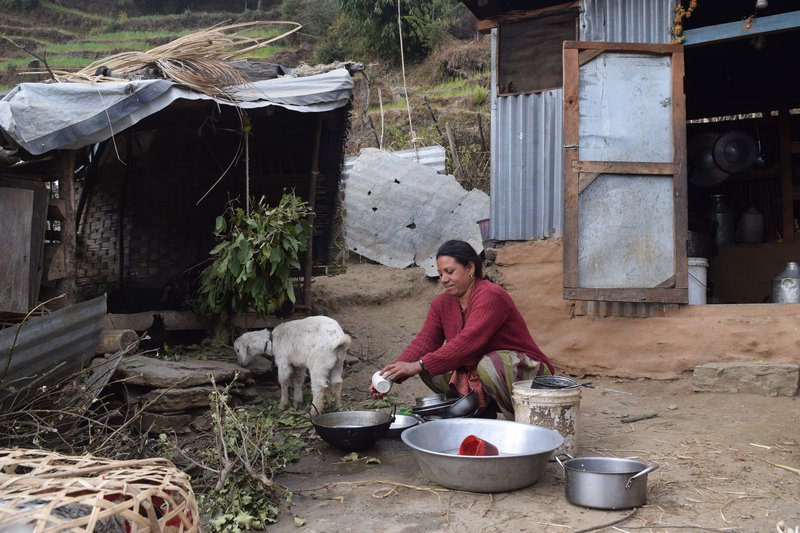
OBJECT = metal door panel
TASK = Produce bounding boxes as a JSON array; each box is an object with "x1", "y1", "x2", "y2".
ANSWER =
[{"x1": 563, "y1": 41, "x2": 687, "y2": 303}]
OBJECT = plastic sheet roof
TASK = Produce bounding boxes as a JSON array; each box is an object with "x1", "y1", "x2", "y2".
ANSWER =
[{"x1": 0, "y1": 68, "x2": 353, "y2": 155}]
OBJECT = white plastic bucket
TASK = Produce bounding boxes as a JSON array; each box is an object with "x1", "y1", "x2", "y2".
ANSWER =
[
  {"x1": 688, "y1": 257, "x2": 709, "y2": 305},
  {"x1": 512, "y1": 380, "x2": 581, "y2": 456}
]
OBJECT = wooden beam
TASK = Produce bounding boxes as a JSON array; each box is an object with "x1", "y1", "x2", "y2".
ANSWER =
[
  {"x1": 303, "y1": 115, "x2": 323, "y2": 312},
  {"x1": 54, "y1": 150, "x2": 78, "y2": 305},
  {"x1": 572, "y1": 161, "x2": 676, "y2": 175},
  {"x1": 683, "y1": 10, "x2": 800, "y2": 47},
  {"x1": 47, "y1": 198, "x2": 66, "y2": 221},
  {"x1": 476, "y1": 19, "x2": 497, "y2": 33},
  {"x1": 487, "y1": 2, "x2": 579, "y2": 25},
  {"x1": 562, "y1": 46, "x2": 580, "y2": 289},
  {"x1": 564, "y1": 41, "x2": 681, "y2": 54},
  {"x1": 563, "y1": 287, "x2": 688, "y2": 303},
  {"x1": 779, "y1": 108, "x2": 795, "y2": 243}
]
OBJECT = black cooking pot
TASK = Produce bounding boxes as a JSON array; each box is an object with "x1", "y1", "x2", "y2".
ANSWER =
[{"x1": 311, "y1": 406, "x2": 395, "y2": 451}]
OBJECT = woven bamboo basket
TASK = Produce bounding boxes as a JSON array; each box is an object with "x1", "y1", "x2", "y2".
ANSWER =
[{"x1": 0, "y1": 448, "x2": 198, "y2": 532}]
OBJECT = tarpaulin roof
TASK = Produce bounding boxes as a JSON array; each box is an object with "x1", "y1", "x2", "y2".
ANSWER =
[{"x1": 0, "y1": 68, "x2": 353, "y2": 155}]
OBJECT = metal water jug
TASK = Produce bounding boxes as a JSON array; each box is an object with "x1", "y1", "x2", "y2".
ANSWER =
[
  {"x1": 704, "y1": 194, "x2": 735, "y2": 245},
  {"x1": 739, "y1": 206, "x2": 764, "y2": 243},
  {"x1": 772, "y1": 262, "x2": 800, "y2": 303}
]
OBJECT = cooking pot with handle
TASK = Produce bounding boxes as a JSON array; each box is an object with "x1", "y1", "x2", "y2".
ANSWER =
[{"x1": 556, "y1": 454, "x2": 659, "y2": 509}]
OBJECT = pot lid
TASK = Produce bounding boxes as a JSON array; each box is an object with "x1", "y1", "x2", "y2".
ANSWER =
[
  {"x1": 688, "y1": 131, "x2": 729, "y2": 188},
  {"x1": 713, "y1": 129, "x2": 757, "y2": 173}
]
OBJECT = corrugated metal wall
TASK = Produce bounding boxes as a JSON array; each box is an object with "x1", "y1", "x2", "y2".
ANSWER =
[
  {"x1": 581, "y1": 0, "x2": 675, "y2": 44},
  {"x1": 489, "y1": 0, "x2": 675, "y2": 241},
  {"x1": 492, "y1": 89, "x2": 564, "y2": 240}
]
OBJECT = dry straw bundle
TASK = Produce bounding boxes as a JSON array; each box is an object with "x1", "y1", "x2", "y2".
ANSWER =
[
  {"x1": 0, "y1": 448, "x2": 198, "y2": 532},
  {"x1": 59, "y1": 20, "x2": 301, "y2": 98}
]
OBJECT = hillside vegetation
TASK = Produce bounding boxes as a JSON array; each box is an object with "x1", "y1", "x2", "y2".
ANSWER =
[{"x1": 0, "y1": 0, "x2": 490, "y2": 190}]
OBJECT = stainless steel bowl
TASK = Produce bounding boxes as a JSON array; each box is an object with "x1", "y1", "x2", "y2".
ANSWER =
[
  {"x1": 386, "y1": 414, "x2": 420, "y2": 437},
  {"x1": 441, "y1": 391, "x2": 479, "y2": 418},
  {"x1": 415, "y1": 393, "x2": 450, "y2": 407},
  {"x1": 401, "y1": 418, "x2": 564, "y2": 492}
]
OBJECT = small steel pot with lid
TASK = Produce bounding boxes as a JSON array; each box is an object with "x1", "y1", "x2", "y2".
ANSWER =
[{"x1": 556, "y1": 454, "x2": 659, "y2": 509}]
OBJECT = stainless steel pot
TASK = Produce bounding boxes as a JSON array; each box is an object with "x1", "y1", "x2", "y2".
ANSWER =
[
  {"x1": 401, "y1": 418, "x2": 564, "y2": 492},
  {"x1": 556, "y1": 454, "x2": 659, "y2": 509}
]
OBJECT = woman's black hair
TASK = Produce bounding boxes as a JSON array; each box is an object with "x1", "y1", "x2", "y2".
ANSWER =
[{"x1": 436, "y1": 240, "x2": 483, "y2": 279}]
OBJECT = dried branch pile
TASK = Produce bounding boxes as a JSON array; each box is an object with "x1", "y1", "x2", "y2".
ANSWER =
[{"x1": 56, "y1": 21, "x2": 302, "y2": 98}]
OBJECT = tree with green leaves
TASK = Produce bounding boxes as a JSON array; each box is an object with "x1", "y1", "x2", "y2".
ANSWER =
[{"x1": 337, "y1": 0, "x2": 463, "y2": 64}]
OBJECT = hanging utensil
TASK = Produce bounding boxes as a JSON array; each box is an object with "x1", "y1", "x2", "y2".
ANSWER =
[{"x1": 754, "y1": 127, "x2": 766, "y2": 167}]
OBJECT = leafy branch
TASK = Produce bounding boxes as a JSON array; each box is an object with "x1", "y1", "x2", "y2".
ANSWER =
[{"x1": 194, "y1": 193, "x2": 312, "y2": 325}]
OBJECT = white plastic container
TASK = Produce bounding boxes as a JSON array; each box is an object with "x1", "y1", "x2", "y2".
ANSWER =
[
  {"x1": 512, "y1": 380, "x2": 581, "y2": 456},
  {"x1": 688, "y1": 257, "x2": 709, "y2": 305}
]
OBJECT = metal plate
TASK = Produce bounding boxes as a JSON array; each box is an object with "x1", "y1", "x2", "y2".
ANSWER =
[
  {"x1": 688, "y1": 131, "x2": 729, "y2": 187},
  {"x1": 713, "y1": 130, "x2": 757, "y2": 173}
]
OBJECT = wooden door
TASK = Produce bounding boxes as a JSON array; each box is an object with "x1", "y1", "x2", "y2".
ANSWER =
[{"x1": 562, "y1": 41, "x2": 688, "y2": 303}]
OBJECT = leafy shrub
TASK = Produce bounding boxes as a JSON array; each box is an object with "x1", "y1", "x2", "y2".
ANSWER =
[
  {"x1": 194, "y1": 193, "x2": 312, "y2": 325},
  {"x1": 280, "y1": 0, "x2": 338, "y2": 43},
  {"x1": 338, "y1": 0, "x2": 462, "y2": 64}
]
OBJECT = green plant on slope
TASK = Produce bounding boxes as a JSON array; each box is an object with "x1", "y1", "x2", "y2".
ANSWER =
[
  {"x1": 194, "y1": 193, "x2": 312, "y2": 325},
  {"x1": 338, "y1": 0, "x2": 462, "y2": 64}
]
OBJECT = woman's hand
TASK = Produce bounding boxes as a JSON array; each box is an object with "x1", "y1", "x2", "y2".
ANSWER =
[
  {"x1": 369, "y1": 361, "x2": 423, "y2": 399},
  {"x1": 369, "y1": 384, "x2": 385, "y2": 400},
  {"x1": 380, "y1": 360, "x2": 422, "y2": 382}
]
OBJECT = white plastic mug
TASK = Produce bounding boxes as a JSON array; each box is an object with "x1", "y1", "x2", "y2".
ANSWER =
[{"x1": 371, "y1": 371, "x2": 392, "y2": 394}]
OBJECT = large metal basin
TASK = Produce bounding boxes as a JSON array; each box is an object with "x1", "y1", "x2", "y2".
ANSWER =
[{"x1": 401, "y1": 419, "x2": 563, "y2": 492}]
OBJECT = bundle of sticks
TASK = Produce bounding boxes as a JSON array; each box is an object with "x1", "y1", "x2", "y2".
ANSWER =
[{"x1": 56, "y1": 20, "x2": 301, "y2": 98}]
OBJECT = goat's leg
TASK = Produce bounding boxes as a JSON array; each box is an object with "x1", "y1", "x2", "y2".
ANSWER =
[
  {"x1": 330, "y1": 357, "x2": 345, "y2": 410},
  {"x1": 292, "y1": 367, "x2": 306, "y2": 409},
  {"x1": 278, "y1": 365, "x2": 291, "y2": 410},
  {"x1": 308, "y1": 366, "x2": 331, "y2": 415}
]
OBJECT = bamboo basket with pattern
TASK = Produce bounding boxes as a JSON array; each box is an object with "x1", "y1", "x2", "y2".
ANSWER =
[{"x1": 0, "y1": 448, "x2": 198, "y2": 532}]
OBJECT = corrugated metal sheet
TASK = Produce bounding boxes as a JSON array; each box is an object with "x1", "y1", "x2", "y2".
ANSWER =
[
  {"x1": 0, "y1": 295, "x2": 106, "y2": 404},
  {"x1": 341, "y1": 145, "x2": 446, "y2": 183},
  {"x1": 492, "y1": 90, "x2": 564, "y2": 241},
  {"x1": 490, "y1": 29, "x2": 565, "y2": 241},
  {"x1": 580, "y1": 0, "x2": 675, "y2": 44},
  {"x1": 488, "y1": 1, "x2": 673, "y2": 241}
]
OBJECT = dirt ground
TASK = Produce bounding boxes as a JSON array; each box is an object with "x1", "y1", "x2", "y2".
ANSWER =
[{"x1": 265, "y1": 252, "x2": 799, "y2": 532}]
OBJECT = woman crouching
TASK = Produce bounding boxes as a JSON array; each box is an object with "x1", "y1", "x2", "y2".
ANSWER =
[{"x1": 370, "y1": 239, "x2": 554, "y2": 419}]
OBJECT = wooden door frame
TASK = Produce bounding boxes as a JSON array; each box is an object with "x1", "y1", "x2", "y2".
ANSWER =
[{"x1": 562, "y1": 41, "x2": 688, "y2": 303}]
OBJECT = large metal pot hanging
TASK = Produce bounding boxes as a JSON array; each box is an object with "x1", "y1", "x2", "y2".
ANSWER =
[
  {"x1": 688, "y1": 131, "x2": 729, "y2": 188},
  {"x1": 556, "y1": 454, "x2": 659, "y2": 509}
]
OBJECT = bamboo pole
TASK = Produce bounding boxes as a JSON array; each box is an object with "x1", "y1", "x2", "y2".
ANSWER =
[{"x1": 303, "y1": 116, "x2": 323, "y2": 311}]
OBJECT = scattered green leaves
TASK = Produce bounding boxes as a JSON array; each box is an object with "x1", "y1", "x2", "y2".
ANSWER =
[
  {"x1": 294, "y1": 516, "x2": 307, "y2": 527},
  {"x1": 194, "y1": 193, "x2": 312, "y2": 325},
  {"x1": 179, "y1": 385, "x2": 319, "y2": 532}
]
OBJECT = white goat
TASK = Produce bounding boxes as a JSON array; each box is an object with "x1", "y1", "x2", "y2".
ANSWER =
[{"x1": 234, "y1": 316, "x2": 351, "y2": 414}]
